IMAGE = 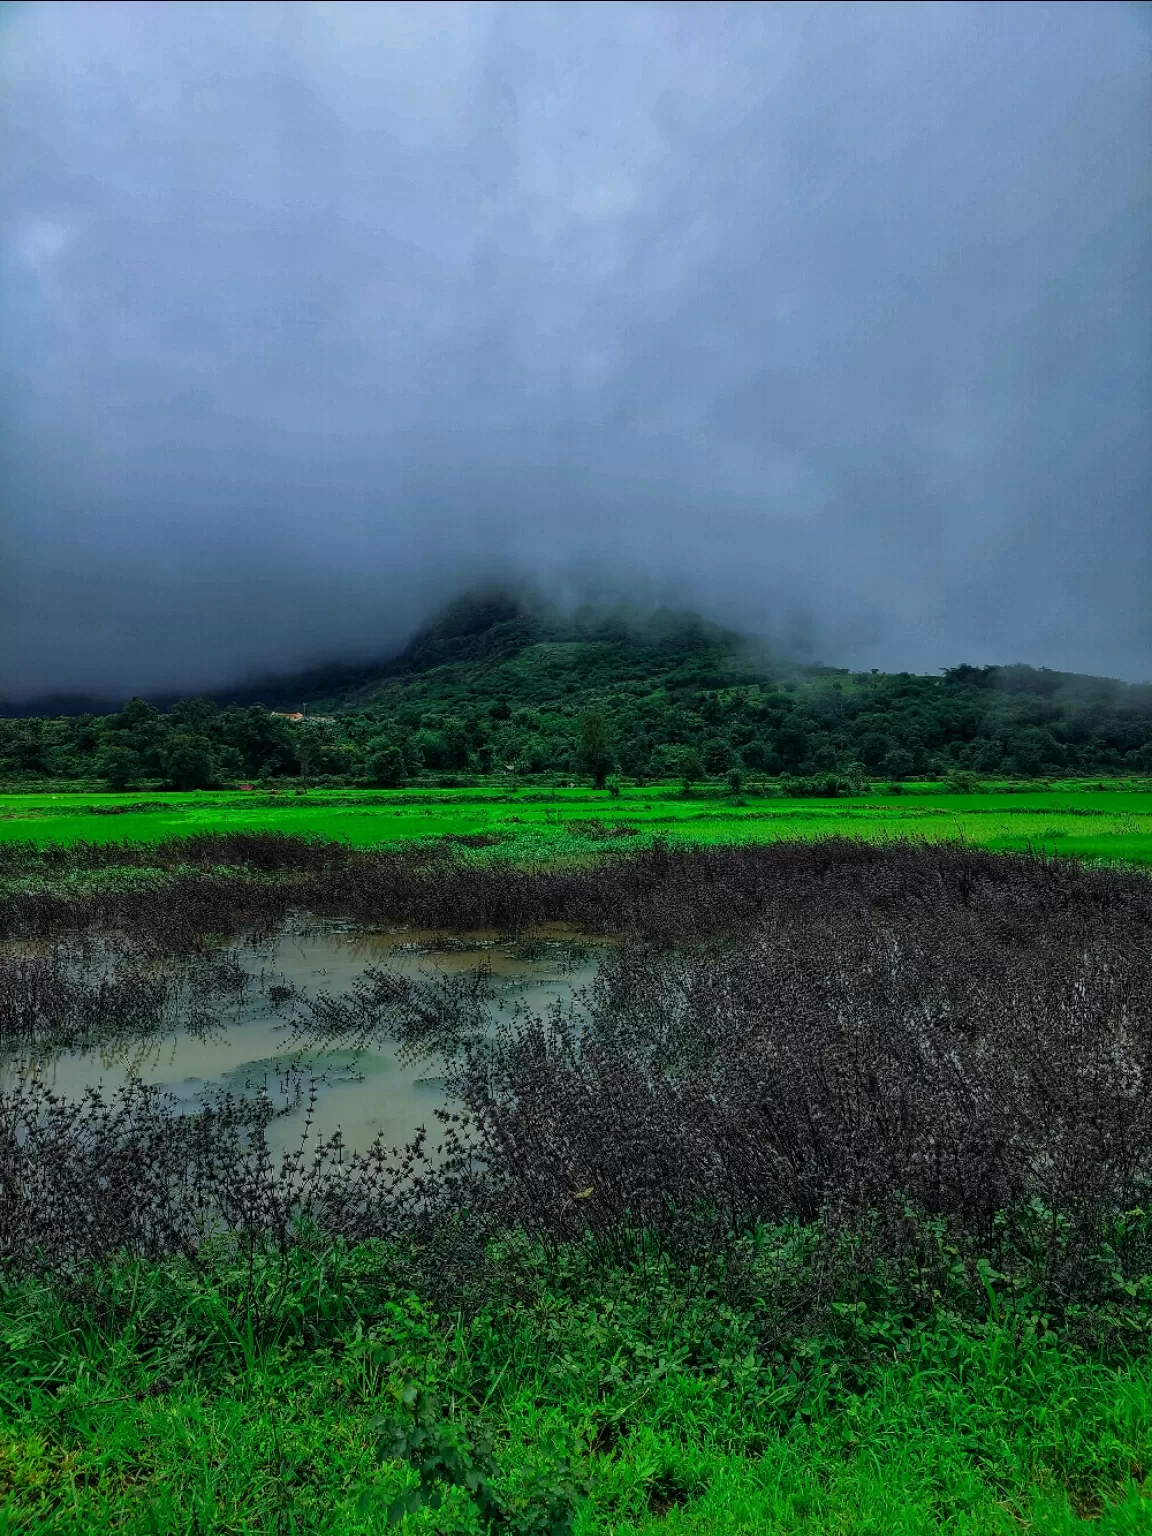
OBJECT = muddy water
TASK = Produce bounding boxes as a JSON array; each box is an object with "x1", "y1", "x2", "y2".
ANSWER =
[{"x1": 1, "y1": 924, "x2": 602, "y2": 1158}]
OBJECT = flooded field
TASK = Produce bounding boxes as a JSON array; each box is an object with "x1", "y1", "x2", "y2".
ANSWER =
[
  {"x1": 0, "y1": 922, "x2": 603, "y2": 1158},
  {"x1": 6, "y1": 840, "x2": 1152, "y2": 1285}
]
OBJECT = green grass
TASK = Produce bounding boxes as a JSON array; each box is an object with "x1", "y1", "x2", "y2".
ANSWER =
[
  {"x1": 2, "y1": 784, "x2": 1152, "y2": 869},
  {"x1": 2, "y1": 1238, "x2": 1151, "y2": 1534}
]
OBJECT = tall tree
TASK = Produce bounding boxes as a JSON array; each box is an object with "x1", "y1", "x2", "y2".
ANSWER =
[
  {"x1": 577, "y1": 710, "x2": 615, "y2": 790},
  {"x1": 163, "y1": 732, "x2": 217, "y2": 790},
  {"x1": 95, "y1": 742, "x2": 139, "y2": 791}
]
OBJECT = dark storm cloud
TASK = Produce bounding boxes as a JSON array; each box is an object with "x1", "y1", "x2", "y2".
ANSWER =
[{"x1": 2, "y1": 0, "x2": 1149, "y2": 697}]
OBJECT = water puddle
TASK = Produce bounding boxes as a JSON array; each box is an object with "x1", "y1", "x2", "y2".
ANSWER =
[{"x1": 0, "y1": 924, "x2": 602, "y2": 1157}]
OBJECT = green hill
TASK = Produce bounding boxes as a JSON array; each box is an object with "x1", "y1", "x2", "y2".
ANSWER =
[
  {"x1": 262, "y1": 591, "x2": 772, "y2": 713},
  {"x1": 2, "y1": 589, "x2": 1151, "y2": 787}
]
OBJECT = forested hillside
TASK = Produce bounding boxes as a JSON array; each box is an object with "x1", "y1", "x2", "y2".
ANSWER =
[{"x1": 2, "y1": 594, "x2": 1151, "y2": 788}]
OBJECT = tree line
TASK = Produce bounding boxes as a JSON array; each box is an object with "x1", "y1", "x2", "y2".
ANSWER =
[{"x1": 2, "y1": 660, "x2": 1151, "y2": 790}]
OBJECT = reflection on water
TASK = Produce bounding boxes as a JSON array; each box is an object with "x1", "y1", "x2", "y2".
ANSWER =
[{"x1": 0, "y1": 924, "x2": 601, "y2": 1157}]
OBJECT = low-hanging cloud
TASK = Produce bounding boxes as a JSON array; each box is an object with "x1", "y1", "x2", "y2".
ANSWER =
[{"x1": 2, "y1": 0, "x2": 1150, "y2": 699}]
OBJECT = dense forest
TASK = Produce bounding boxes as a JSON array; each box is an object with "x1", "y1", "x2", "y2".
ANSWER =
[{"x1": 3, "y1": 595, "x2": 1151, "y2": 790}]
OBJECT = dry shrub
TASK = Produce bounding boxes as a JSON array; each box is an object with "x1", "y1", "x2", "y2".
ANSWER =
[{"x1": 3, "y1": 839, "x2": 1152, "y2": 1310}]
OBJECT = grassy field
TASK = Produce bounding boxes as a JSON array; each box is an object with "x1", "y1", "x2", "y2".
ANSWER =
[
  {"x1": 4, "y1": 1238, "x2": 1152, "y2": 1535},
  {"x1": 2, "y1": 783, "x2": 1152, "y2": 868}
]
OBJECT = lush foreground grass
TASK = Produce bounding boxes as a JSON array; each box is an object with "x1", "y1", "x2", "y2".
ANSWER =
[
  {"x1": 2, "y1": 1237, "x2": 1151, "y2": 1535},
  {"x1": 3, "y1": 782, "x2": 1152, "y2": 869}
]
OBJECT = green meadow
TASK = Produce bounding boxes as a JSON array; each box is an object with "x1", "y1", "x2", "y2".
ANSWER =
[{"x1": 2, "y1": 783, "x2": 1152, "y2": 869}]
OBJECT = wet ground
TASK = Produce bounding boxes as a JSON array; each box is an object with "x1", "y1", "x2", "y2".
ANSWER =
[{"x1": 0, "y1": 922, "x2": 602, "y2": 1157}]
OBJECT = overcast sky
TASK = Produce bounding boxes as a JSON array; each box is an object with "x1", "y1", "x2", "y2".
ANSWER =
[{"x1": 2, "y1": 0, "x2": 1150, "y2": 698}]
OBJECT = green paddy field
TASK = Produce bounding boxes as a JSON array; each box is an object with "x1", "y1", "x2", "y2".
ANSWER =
[{"x1": 2, "y1": 782, "x2": 1152, "y2": 868}]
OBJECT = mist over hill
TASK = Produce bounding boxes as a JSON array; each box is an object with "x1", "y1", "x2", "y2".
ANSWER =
[
  {"x1": 2, "y1": 587, "x2": 1151, "y2": 787},
  {"x1": 3, "y1": 2, "x2": 1150, "y2": 697},
  {"x1": 219, "y1": 587, "x2": 769, "y2": 711}
]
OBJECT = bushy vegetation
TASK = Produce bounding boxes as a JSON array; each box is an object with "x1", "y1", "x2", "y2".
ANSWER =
[
  {"x1": 4, "y1": 839, "x2": 1152, "y2": 1530},
  {"x1": 3, "y1": 596, "x2": 1151, "y2": 789},
  {"x1": 6, "y1": 839, "x2": 1152, "y2": 1288}
]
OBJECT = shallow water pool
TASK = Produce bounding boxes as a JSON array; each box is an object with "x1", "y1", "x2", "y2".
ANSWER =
[{"x1": 1, "y1": 922, "x2": 602, "y2": 1157}]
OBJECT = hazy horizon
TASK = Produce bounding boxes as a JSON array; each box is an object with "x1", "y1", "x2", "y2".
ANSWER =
[
  {"x1": 3, "y1": 1, "x2": 1150, "y2": 699},
  {"x1": 4, "y1": 574, "x2": 1152, "y2": 715}
]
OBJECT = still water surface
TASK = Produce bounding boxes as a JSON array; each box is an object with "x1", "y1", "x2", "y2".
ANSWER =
[{"x1": 2, "y1": 924, "x2": 601, "y2": 1157}]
